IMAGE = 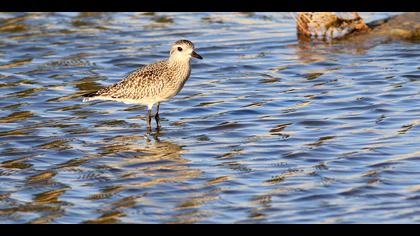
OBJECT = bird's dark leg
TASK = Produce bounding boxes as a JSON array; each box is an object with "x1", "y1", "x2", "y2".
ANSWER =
[
  {"x1": 155, "y1": 102, "x2": 161, "y2": 129},
  {"x1": 146, "y1": 108, "x2": 152, "y2": 133}
]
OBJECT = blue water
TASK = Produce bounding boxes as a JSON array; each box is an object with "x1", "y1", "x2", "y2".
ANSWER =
[{"x1": 0, "y1": 12, "x2": 419, "y2": 223}]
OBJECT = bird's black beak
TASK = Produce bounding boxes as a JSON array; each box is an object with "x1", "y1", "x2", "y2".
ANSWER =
[{"x1": 191, "y1": 51, "x2": 203, "y2": 60}]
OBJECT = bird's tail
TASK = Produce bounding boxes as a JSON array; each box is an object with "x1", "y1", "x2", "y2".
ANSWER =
[{"x1": 82, "y1": 91, "x2": 99, "y2": 102}]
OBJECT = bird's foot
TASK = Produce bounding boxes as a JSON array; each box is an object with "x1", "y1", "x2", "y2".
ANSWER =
[{"x1": 146, "y1": 125, "x2": 152, "y2": 135}]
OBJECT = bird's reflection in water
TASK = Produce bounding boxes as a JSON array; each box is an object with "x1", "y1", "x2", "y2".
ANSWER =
[{"x1": 84, "y1": 128, "x2": 205, "y2": 224}]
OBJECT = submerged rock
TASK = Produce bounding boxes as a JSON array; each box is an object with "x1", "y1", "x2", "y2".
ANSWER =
[{"x1": 297, "y1": 12, "x2": 420, "y2": 43}]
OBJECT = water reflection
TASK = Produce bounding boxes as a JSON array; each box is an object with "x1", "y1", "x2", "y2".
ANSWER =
[
  {"x1": 82, "y1": 130, "x2": 206, "y2": 224},
  {"x1": 0, "y1": 12, "x2": 419, "y2": 223}
]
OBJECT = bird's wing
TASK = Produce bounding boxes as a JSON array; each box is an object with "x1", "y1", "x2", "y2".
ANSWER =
[{"x1": 91, "y1": 61, "x2": 168, "y2": 100}]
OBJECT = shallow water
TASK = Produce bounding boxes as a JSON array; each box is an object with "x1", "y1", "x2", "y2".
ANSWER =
[{"x1": 0, "y1": 12, "x2": 419, "y2": 224}]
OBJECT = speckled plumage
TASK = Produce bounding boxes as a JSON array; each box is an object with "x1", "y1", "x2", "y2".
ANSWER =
[
  {"x1": 83, "y1": 40, "x2": 199, "y2": 106},
  {"x1": 82, "y1": 39, "x2": 202, "y2": 130},
  {"x1": 84, "y1": 60, "x2": 186, "y2": 105}
]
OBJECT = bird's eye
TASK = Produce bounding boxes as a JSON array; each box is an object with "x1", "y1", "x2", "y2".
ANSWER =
[{"x1": 177, "y1": 47, "x2": 183, "y2": 51}]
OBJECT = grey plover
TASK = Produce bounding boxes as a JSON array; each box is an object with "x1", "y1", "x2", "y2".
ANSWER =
[{"x1": 82, "y1": 39, "x2": 203, "y2": 130}]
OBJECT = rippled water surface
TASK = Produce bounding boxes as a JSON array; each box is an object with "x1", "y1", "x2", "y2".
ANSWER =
[{"x1": 0, "y1": 12, "x2": 419, "y2": 224}]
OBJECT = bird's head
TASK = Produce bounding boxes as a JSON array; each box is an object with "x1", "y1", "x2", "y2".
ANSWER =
[{"x1": 169, "y1": 39, "x2": 203, "y2": 62}]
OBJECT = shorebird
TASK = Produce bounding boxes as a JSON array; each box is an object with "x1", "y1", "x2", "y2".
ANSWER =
[{"x1": 82, "y1": 39, "x2": 203, "y2": 131}]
